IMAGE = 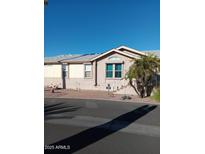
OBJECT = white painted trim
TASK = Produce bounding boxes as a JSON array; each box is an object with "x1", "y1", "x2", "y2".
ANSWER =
[
  {"x1": 91, "y1": 49, "x2": 137, "y2": 61},
  {"x1": 116, "y1": 45, "x2": 146, "y2": 56},
  {"x1": 84, "y1": 63, "x2": 92, "y2": 79}
]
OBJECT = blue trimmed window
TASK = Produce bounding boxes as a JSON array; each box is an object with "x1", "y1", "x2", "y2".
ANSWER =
[
  {"x1": 115, "y1": 64, "x2": 122, "y2": 78},
  {"x1": 106, "y1": 64, "x2": 113, "y2": 78},
  {"x1": 106, "y1": 63, "x2": 122, "y2": 78}
]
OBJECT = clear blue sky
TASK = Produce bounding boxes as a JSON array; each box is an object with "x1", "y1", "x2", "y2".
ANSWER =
[{"x1": 45, "y1": 0, "x2": 160, "y2": 57}]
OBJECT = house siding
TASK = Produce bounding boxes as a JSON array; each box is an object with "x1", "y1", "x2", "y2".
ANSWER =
[
  {"x1": 96, "y1": 52, "x2": 132, "y2": 90},
  {"x1": 44, "y1": 64, "x2": 63, "y2": 88},
  {"x1": 44, "y1": 52, "x2": 138, "y2": 94},
  {"x1": 65, "y1": 78, "x2": 95, "y2": 90},
  {"x1": 69, "y1": 64, "x2": 84, "y2": 78},
  {"x1": 44, "y1": 64, "x2": 62, "y2": 78},
  {"x1": 63, "y1": 52, "x2": 135, "y2": 91},
  {"x1": 44, "y1": 46, "x2": 158, "y2": 95}
]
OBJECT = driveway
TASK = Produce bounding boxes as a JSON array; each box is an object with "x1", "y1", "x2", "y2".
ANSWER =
[{"x1": 45, "y1": 98, "x2": 160, "y2": 154}]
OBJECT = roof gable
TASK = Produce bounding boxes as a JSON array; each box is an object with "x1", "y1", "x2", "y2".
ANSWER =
[
  {"x1": 90, "y1": 49, "x2": 139, "y2": 61},
  {"x1": 116, "y1": 46, "x2": 146, "y2": 56},
  {"x1": 44, "y1": 46, "x2": 160, "y2": 64}
]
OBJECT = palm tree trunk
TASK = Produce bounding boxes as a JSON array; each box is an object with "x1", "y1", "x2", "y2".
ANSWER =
[{"x1": 129, "y1": 80, "x2": 140, "y2": 96}]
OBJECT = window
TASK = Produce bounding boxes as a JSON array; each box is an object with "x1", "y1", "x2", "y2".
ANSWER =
[
  {"x1": 84, "y1": 64, "x2": 92, "y2": 78},
  {"x1": 115, "y1": 64, "x2": 122, "y2": 78},
  {"x1": 106, "y1": 63, "x2": 122, "y2": 78},
  {"x1": 106, "y1": 64, "x2": 113, "y2": 78}
]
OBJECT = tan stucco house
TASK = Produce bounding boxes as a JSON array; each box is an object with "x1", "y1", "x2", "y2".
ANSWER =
[{"x1": 44, "y1": 46, "x2": 160, "y2": 95}]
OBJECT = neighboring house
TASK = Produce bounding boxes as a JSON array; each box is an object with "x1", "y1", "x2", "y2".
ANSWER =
[{"x1": 44, "y1": 46, "x2": 160, "y2": 95}]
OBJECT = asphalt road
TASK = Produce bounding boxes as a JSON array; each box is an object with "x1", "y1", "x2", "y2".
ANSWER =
[{"x1": 44, "y1": 98, "x2": 160, "y2": 154}]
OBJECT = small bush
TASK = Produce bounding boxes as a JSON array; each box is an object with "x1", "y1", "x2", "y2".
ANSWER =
[
  {"x1": 151, "y1": 88, "x2": 160, "y2": 102},
  {"x1": 121, "y1": 95, "x2": 132, "y2": 100}
]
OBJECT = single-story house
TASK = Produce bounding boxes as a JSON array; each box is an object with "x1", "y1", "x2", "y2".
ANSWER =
[{"x1": 44, "y1": 46, "x2": 160, "y2": 95}]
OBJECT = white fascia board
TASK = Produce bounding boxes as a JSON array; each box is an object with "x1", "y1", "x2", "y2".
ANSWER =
[
  {"x1": 116, "y1": 45, "x2": 146, "y2": 56},
  {"x1": 91, "y1": 49, "x2": 138, "y2": 61}
]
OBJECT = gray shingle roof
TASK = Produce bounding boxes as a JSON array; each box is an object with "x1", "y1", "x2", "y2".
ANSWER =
[
  {"x1": 142, "y1": 50, "x2": 160, "y2": 58},
  {"x1": 61, "y1": 54, "x2": 100, "y2": 63},
  {"x1": 44, "y1": 54, "x2": 80, "y2": 63},
  {"x1": 44, "y1": 54, "x2": 100, "y2": 63},
  {"x1": 44, "y1": 49, "x2": 160, "y2": 63}
]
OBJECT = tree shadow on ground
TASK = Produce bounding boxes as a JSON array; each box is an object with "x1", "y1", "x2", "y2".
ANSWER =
[
  {"x1": 45, "y1": 105, "x2": 157, "y2": 154},
  {"x1": 44, "y1": 103, "x2": 81, "y2": 120},
  {"x1": 45, "y1": 103, "x2": 64, "y2": 109}
]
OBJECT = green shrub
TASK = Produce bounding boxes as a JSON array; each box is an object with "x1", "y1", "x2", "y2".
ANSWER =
[{"x1": 151, "y1": 88, "x2": 160, "y2": 102}]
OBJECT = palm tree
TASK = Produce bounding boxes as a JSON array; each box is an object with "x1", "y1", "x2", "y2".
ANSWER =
[{"x1": 126, "y1": 53, "x2": 160, "y2": 98}]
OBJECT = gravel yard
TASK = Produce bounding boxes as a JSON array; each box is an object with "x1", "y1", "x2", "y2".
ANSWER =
[{"x1": 44, "y1": 88, "x2": 159, "y2": 104}]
